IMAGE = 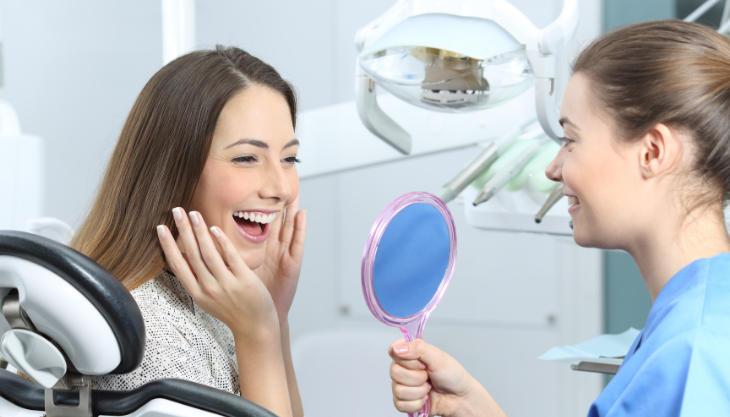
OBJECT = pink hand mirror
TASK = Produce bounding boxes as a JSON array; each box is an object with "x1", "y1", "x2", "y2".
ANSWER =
[{"x1": 361, "y1": 192, "x2": 457, "y2": 417}]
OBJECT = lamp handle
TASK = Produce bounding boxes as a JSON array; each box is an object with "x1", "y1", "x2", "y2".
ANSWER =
[{"x1": 355, "y1": 63, "x2": 412, "y2": 155}]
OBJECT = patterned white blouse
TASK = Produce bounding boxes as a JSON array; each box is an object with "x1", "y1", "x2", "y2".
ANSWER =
[{"x1": 91, "y1": 270, "x2": 240, "y2": 393}]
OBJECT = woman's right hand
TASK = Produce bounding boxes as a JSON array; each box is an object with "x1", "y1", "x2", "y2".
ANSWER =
[
  {"x1": 389, "y1": 339, "x2": 507, "y2": 417},
  {"x1": 157, "y1": 208, "x2": 280, "y2": 340}
]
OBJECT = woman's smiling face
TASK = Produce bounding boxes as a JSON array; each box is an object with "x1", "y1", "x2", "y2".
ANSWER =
[
  {"x1": 545, "y1": 73, "x2": 645, "y2": 249},
  {"x1": 191, "y1": 85, "x2": 299, "y2": 269}
]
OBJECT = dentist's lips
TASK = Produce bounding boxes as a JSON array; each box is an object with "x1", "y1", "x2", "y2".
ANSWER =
[{"x1": 567, "y1": 195, "x2": 581, "y2": 213}]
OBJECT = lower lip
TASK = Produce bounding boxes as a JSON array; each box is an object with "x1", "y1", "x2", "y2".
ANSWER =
[
  {"x1": 568, "y1": 202, "x2": 581, "y2": 213},
  {"x1": 234, "y1": 220, "x2": 271, "y2": 243}
]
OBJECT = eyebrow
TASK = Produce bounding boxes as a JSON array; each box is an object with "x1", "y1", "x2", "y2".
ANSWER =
[
  {"x1": 559, "y1": 117, "x2": 579, "y2": 130},
  {"x1": 224, "y1": 138, "x2": 300, "y2": 150}
]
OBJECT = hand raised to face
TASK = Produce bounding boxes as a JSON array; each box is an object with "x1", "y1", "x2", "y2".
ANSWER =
[{"x1": 157, "y1": 208, "x2": 280, "y2": 339}]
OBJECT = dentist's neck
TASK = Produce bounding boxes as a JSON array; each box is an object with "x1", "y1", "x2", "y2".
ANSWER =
[{"x1": 627, "y1": 202, "x2": 730, "y2": 302}]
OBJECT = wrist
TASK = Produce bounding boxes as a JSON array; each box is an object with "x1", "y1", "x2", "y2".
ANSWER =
[
  {"x1": 463, "y1": 377, "x2": 506, "y2": 417},
  {"x1": 232, "y1": 320, "x2": 281, "y2": 346}
]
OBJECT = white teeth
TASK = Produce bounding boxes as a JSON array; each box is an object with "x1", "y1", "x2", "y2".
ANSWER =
[
  {"x1": 568, "y1": 196, "x2": 579, "y2": 206},
  {"x1": 234, "y1": 211, "x2": 278, "y2": 224}
]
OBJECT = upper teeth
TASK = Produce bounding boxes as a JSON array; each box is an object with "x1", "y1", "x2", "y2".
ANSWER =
[
  {"x1": 568, "y1": 196, "x2": 579, "y2": 206},
  {"x1": 234, "y1": 211, "x2": 276, "y2": 224}
]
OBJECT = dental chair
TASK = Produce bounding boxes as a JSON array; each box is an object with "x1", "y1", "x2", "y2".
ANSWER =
[{"x1": 0, "y1": 230, "x2": 277, "y2": 417}]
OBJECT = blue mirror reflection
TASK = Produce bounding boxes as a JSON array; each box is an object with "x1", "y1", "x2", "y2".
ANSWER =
[{"x1": 373, "y1": 203, "x2": 450, "y2": 318}]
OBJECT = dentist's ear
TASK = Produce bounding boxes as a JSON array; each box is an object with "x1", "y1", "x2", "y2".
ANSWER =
[{"x1": 637, "y1": 123, "x2": 683, "y2": 180}]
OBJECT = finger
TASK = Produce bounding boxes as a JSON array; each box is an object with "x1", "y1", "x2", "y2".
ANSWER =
[
  {"x1": 393, "y1": 394, "x2": 429, "y2": 414},
  {"x1": 279, "y1": 194, "x2": 300, "y2": 243},
  {"x1": 187, "y1": 211, "x2": 234, "y2": 285},
  {"x1": 390, "y1": 339, "x2": 440, "y2": 370},
  {"x1": 390, "y1": 361, "x2": 429, "y2": 387},
  {"x1": 156, "y1": 225, "x2": 202, "y2": 299},
  {"x1": 288, "y1": 209, "x2": 306, "y2": 262},
  {"x1": 267, "y1": 208, "x2": 284, "y2": 246},
  {"x1": 208, "y1": 223, "x2": 253, "y2": 278},
  {"x1": 393, "y1": 380, "x2": 431, "y2": 402},
  {"x1": 172, "y1": 207, "x2": 217, "y2": 288}
]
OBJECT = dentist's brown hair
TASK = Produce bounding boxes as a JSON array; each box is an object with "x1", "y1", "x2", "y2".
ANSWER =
[
  {"x1": 70, "y1": 46, "x2": 297, "y2": 290},
  {"x1": 572, "y1": 20, "x2": 730, "y2": 206}
]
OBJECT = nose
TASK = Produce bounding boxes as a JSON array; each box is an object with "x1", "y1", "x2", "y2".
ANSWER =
[
  {"x1": 545, "y1": 144, "x2": 566, "y2": 183},
  {"x1": 259, "y1": 159, "x2": 293, "y2": 202}
]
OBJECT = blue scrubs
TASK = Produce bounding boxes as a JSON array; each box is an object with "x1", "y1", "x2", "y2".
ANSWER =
[{"x1": 589, "y1": 253, "x2": 730, "y2": 416}]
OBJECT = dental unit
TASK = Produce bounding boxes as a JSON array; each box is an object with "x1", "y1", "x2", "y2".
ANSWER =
[{"x1": 353, "y1": 0, "x2": 577, "y2": 233}]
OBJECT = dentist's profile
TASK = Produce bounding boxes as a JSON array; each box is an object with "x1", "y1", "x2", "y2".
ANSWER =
[
  {"x1": 389, "y1": 20, "x2": 730, "y2": 417},
  {"x1": 70, "y1": 46, "x2": 304, "y2": 417}
]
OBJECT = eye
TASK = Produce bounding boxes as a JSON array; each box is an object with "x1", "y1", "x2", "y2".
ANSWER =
[
  {"x1": 232, "y1": 155, "x2": 257, "y2": 164},
  {"x1": 560, "y1": 137, "x2": 574, "y2": 147},
  {"x1": 283, "y1": 156, "x2": 301, "y2": 164}
]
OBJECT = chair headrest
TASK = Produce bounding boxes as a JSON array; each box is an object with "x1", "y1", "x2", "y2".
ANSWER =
[{"x1": 0, "y1": 231, "x2": 145, "y2": 374}]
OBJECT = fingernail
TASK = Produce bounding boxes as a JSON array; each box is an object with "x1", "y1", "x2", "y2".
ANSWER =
[
  {"x1": 422, "y1": 394, "x2": 429, "y2": 401},
  {"x1": 394, "y1": 345, "x2": 408, "y2": 355},
  {"x1": 210, "y1": 226, "x2": 220, "y2": 238},
  {"x1": 189, "y1": 211, "x2": 199, "y2": 226},
  {"x1": 172, "y1": 207, "x2": 183, "y2": 221},
  {"x1": 156, "y1": 225, "x2": 166, "y2": 239},
  {"x1": 419, "y1": 363, "x2": 426, "y2": 370}
]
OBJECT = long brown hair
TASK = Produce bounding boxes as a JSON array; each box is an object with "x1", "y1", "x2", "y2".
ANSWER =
[
  {"x1": 70, "y1": 46, "x2": 297, "y2": 290},
  {"x1": 572, "y1": 20, "x2": 730, "y2": 205}
]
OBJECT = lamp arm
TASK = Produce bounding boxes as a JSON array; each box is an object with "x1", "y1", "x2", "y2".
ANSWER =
[
  {"x1": 538, "y1": 0, "x2": 578, "y2": 54},
  {"x1": 355, "y1": 64, "x2": 412, "y2": 155},
  {"x1": 526, "y1": 52, "x2": 563, "y2": 143}
]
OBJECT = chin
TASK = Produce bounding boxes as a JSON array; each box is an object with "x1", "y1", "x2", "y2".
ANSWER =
[{"x1": 571, "y1": 222, "x2": 620, "y2": 250}]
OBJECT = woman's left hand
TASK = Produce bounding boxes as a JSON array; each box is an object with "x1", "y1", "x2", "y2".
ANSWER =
[{"x1": 254, "y1": 196, "x2": 307, "y2": 325}]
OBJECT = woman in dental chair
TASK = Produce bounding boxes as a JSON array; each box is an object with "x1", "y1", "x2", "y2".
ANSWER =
[
  {"x1": 388, "y1": 20, "x2": 730, "y2": 417},
  {"x1": 69, "y1": 46, "x2": 305, "y2": 417}
]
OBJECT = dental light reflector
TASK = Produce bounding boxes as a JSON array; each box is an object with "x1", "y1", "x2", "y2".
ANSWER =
[
  {"x1": 360, "y1": 47, "x2": 533, "y2": 112},
  {"x1": 358, "y1": 14, "x2": 534, "y2": 112}
]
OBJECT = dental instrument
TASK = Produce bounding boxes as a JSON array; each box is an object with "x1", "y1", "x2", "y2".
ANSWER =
[
  {"x1": 472, "y1": 139, "x2": 544, "y2": 206},
  {"x1": 534, "y1": 183, "x2": 564, "y2": 223},
  {"x1": 437, "y1": 117, "x2": 537, "y2": 203}
]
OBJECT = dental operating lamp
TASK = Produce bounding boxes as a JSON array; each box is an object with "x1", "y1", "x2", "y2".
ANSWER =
[{"x1": 354, "y1": 0, "x2": 578, "y2": 155}]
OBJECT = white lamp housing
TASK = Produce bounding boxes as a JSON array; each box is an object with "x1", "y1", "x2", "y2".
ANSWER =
[{"x1": 355, "y1": 0, "x2": 578, "y2": 154}]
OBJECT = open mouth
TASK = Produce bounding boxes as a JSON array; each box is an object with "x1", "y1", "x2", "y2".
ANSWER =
[
  {"x1": 567, "y1": 196, "x2": 580, "y2": 206},
  {"x1": 233, "y1": 211, "x2": 276, "y2": 241}
]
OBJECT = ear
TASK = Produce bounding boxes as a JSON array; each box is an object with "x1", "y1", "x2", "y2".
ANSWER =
[{"x1": 637, "y1": 123, "x2": 682, "y2": 180}]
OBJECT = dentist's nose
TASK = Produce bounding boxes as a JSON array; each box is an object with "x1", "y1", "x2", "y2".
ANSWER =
[{"x1": 545, "y1": 145, "x2": 566, "y2": 183}]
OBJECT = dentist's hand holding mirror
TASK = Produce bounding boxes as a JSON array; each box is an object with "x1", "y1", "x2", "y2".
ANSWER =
[{"x1": 362, "y1": 192, "x2": 457, "y2": 417}]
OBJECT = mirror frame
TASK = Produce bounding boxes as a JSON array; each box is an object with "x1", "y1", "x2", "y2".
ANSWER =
[{"x1": 361, "y1": 192, "x2": 457, "y2": 339}]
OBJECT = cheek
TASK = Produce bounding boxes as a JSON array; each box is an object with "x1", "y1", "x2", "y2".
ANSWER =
[{"x1": 193, "y1": 166, "x2": 259, "y2": 217}]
